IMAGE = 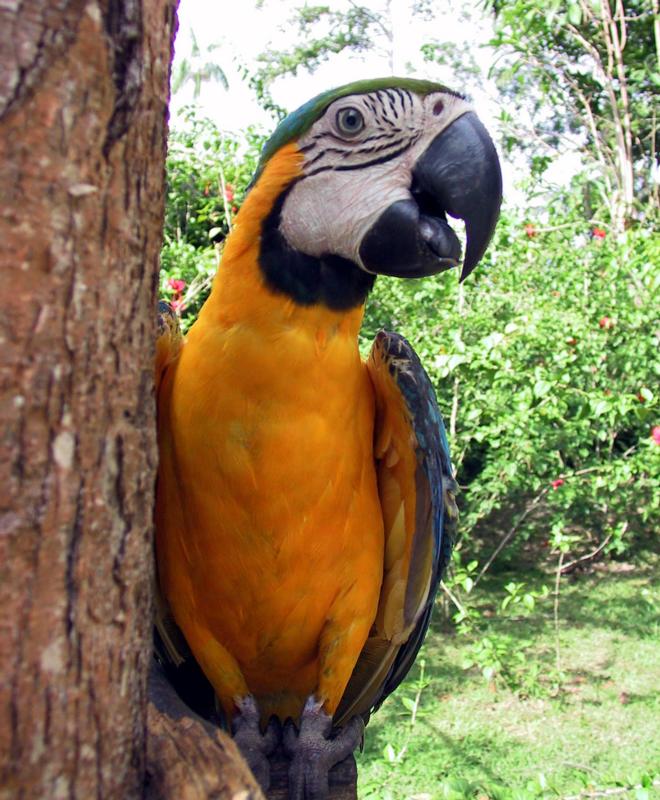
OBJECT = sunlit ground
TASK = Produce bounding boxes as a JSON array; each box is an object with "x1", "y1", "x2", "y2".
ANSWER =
[{"x1": 357, "y1": 561, "x2": 660, "y2": 799}]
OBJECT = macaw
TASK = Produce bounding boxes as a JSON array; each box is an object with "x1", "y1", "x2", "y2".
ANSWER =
[{"x1": 155, "y1": 77, "x2": 501, "y2": 799}]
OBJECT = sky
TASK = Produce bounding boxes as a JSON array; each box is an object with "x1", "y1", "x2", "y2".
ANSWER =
[{"x1": 171, "y1": 0, "x2": 497, "y2": 129}]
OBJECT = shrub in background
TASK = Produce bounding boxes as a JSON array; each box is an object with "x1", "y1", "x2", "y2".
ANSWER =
[{"x1": 160, "y1": 111, "x2": 659, "y2": 659}]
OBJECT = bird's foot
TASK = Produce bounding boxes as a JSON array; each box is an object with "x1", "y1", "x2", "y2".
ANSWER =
[
  {"x1": 283, "y1": 696, "x2": 364, "y2": 800},
  {"x1": 232, "y1": 695, "x2": 280, "y2": 792}
]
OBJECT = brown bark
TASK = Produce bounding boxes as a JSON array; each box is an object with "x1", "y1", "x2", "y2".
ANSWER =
[
  {"x1": 145, "y1": 664, "x2": 264, "y2": 800},
  {"x1": 0, "y1": 3, "x2": 361, "y2": 797},
  {"x1": 266, "y1": 755, "x2": 358, "y2": 800},
  {"x1": 0, "y1": 1, "x2": 175, "y2": 797}
]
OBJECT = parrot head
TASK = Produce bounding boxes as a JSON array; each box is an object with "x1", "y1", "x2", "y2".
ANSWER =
[{"x1": 251, "y1": 78, "x2": 502, "y2": 310}]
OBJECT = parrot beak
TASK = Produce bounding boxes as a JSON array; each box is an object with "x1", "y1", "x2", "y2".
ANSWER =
[
  {"x1": 413, "y1": 112, "x2": 502, "y2": 282},
  {"x1": 359, "y1": 111, "x2": 502, "y2": 281}
]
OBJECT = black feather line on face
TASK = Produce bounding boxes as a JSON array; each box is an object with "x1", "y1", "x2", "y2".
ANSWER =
[
  {"x1": 387, "y1": 91, "x2": 398, "y2": 116},
  {"x1": 376, "y1": 90, "x2": 394, "y2": 124},
  {"x1": 305, "y1": 137, "x2": 417, "y2": 177},
  {"x1": 258, "y1": 186, "x2": 376, "y2": 311}
]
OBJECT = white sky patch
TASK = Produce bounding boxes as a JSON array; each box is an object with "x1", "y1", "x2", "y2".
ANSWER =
[{"x1": 172, "y1": 0, "x2": 494, "y2": 126}]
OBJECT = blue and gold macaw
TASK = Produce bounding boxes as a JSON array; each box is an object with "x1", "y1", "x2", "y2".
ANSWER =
[{"x1": 155, "y1": 78, "x2": 501, "y2": 799}]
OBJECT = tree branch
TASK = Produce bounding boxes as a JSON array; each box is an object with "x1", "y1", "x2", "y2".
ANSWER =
[
  {"x1": 146, "y1": 663, "x2": 264, "y2": 800},
  {"x1": 561, "y1": 779, "x2": 660, "y2": 799},
  {"x1": 473, "y1": 486, "x2": 551, "y2": 588},
  {"x1": 146, "y1": 662, "x2": 358, "y2": 799}
]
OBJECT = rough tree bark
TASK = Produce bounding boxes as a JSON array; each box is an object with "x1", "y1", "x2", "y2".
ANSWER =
[
  {"x1": 0, "y1": 0, "x2": 174, "y2": 795},
  {"x1": 0, "y1": 4, "x2": 360, "y2": 798},
  {"x1": 0, "y1": 2, "x2": 258, "y2": 798}
]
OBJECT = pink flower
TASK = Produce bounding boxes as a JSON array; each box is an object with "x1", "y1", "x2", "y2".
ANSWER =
[
  {"x1": 551, "y1": 478, "x2": 564, "y2": 490},
  {"x1": 652, "y1": 426, "x2": 660, "y2": 446},
  {"x1": 168, "y1": 278, "x2": 186, "y2": 293},
  {"x1": 224, "y1": 183, "x2": 234, "y2": 203},
  {"x1": 525, "y1": 223, "x2": 537, "y2": 238},
  {"x1": 170, "y1": 298, "x2": 186, "y2": 314},
  {"x1": 591, "y1": 227, "x2": 607, "y2": 239}
]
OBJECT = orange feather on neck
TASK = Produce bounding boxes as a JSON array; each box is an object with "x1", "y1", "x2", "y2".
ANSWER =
[{"x1": 156, "y1": 142, "x2": 384, "y2": 723}]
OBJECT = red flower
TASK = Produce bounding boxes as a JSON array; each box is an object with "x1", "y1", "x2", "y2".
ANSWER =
[
  {"x1": 224, "y1": 183, "x2": 234, "y2": 203},
  {"x1": 232, "y1": 205, "x2": 238, "y2": 213},
  {"x1": 168, "y1": 278, "x2": 186, "y2": 293},
  {"x1": 652, "y1": 426, "x2": 660, "y2": 446},
  {"x1": 599, "y1": 316, "x2": 614, "y2": 329},
  {"x1": 170, "y1": 298, "x2": 186, "y2": 314},
  {"x1": 637, "y1": 393, "x2": 646, "y2": 403},
  {"x1": 525, "y1": 224, "x2": 536, "y2": 238},
  {"x1": 551, "y1": 478, "x2": 564, "y2": 490},
  {"x1": 591, "y1": 227, "x2": 606, "y2": 239}
]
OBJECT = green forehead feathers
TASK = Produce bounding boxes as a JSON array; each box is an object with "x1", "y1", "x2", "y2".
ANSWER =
[{"x1": 255, "y1": 77, "x2": 460, "y2": 178}]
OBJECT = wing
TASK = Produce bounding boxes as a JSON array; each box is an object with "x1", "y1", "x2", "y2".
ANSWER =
[
  {"x1": 154, "y1": 302, "x2": 218, "y2": 715},
  {"x1": 334, "y1": 330, "x2": 457, "y2": 727},
  {"x1": 155, "y1": 300, "x2": 183, "y2": 393}
]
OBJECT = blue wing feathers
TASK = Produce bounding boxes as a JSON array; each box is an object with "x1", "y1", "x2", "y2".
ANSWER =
[{"x1": 369, "y1": 330, "x2": 455, "y2": 713}]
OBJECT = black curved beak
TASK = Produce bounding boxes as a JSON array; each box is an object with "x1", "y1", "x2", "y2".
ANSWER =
[
  {"x1": 359, "y1": 111, "x2": 502, "y2": 281},
  {"x1": 413, "y1": 112, "x2": 502, "y2": 281}
]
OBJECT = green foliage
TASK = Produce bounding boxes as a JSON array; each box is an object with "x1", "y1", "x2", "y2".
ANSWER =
[
  {"x1": 486, "y1": 0, "x2": 658, "y2": 225},
  {"x1": 162, "y1": 110, "x2": 265, "y2": 329},
  {"x1": 247, "y1": 2, "x2": 389, "y2": 117},
  {"x1": 358, "y1": 564, "x2": 660, "y2": 798},
  {"x1": 161, "y1": 32, "x2": 659, "y2": 799},
  {"x1": 361, "y1": 190, "x2": 659, "y2": 571},
  {"x1": 171, "y1": 30, "x2": 228, "y2": 99},
  {"x1": 160, "y1": 14, "x2": 660, "y2": 796},
  {"x1": 165, "y1": 109, "x2": 263, "y2": 248},
  {"x1": 160, "y1": 106, "x2": 659, "y2": 584}
]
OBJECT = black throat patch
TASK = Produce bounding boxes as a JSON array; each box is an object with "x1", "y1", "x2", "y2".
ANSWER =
[{"x1": 258, "y1": 187, "x2": 376, "y2": 312}]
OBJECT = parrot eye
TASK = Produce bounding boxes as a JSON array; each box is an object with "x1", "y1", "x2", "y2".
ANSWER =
[{"x1": 335, "y1": 107, "x2": 365, "y2": 137}]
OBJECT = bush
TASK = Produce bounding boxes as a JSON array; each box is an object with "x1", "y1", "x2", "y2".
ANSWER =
[
  {"x1": 160, "y1": 110, "x2": 659, "y2": 590},
  {"x1": 362, "y1": 195, "x2": 659, "y2": 571},
  {"x1": 161, "y1": 109, "x2": 265, "y2": 329}
]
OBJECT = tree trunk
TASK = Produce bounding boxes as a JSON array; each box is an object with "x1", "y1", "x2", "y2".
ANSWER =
[
  {"x1": 0, "y1": 1, "x2": 177, "y2": 797},
  {"x1": 0, "y1": 4, "x2": 361, "y2": 798},
  {"x1": 145, "y1": 664, "x2": 263, "y2": 800}
]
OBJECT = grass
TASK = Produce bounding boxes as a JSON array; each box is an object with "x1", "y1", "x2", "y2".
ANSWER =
[{"x1": 356, "y1": 557, "x2": 659, "y2": 800}]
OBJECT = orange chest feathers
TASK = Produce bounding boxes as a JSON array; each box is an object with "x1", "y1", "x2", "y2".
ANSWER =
[
  {"x1": 156, "y1": 301, "x2": 385, "y2": 698},
  {"x1": 155, "y1": 141, "x2": 384, "y2": 713}
]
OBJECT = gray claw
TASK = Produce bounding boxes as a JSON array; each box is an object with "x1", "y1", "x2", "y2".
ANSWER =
[
  {"x1": 232, "y1": 695, "x2": 280, "y2": 792},
  {"x1": 284, "y1": 696, "x2": 364, "y2": 800}
]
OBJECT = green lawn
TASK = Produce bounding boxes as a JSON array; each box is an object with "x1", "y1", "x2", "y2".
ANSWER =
[{"x1": 356, "y1": 559, "x2": 659, "y2": 800}]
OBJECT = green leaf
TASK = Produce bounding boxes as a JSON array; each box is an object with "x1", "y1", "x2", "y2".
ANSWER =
[
  {"x1": 534, "y1": 380, "x2": 552, "y2": 398},
  {"x1": 400, "y1": 696, "x2": 416, "y2": 712},
  {"x1": 567, "y1": 2, "x2": 582, "y2": 25},
  {"x1": 592, "y1": 399, "x2": 610, "y2": 417}
]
